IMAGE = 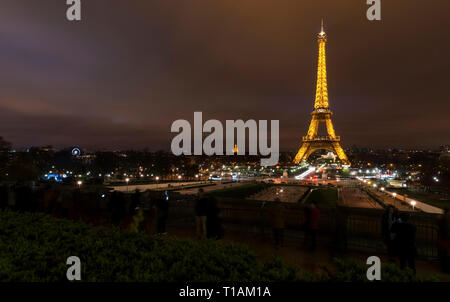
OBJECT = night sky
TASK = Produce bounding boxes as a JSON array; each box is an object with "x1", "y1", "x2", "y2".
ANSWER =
[{"x1": 0, "y1": 0, "x2": 449, "y2": 151}]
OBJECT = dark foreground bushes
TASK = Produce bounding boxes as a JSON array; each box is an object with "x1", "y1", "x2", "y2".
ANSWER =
[
  {"x1": 0, "y1": 210, "x2": 296, "y2": 282},
  {"x1": 302, "y1": 258, "x2": 440, "y2": 282},
  {"x1": 0, "y1": 210, "x2": 440, "y2": 282}
]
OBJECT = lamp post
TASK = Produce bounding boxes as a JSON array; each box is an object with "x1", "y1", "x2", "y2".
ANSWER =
[
  {"x1": 76, "y1": 180, "x2": 82, "y2": 188},
  {"x1": 125, "y1": 178, "x2": 130, "y2": 193},
  {"x1": 411, "y1": 200, "x2": 417, "y2": 211},
  {"x1": 155, "y1": 176, "x2": 160, "y2": 189},
  {"x1": 393, "y1": 192, "x2": 397, "y2": 208}
]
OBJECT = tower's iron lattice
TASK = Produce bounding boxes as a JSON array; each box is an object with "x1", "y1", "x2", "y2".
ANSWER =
[{"x1": 294, "y1": 20, "x2": 350, "y2": 165}]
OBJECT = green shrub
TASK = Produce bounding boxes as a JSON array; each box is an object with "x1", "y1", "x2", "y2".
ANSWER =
[
  {"x1": 318, "y1": 258, "x2": 439, "y2": 282},
  {"x1": 0, "y1": 210, "x2": 297, "y2": 282},
  {"x1": 1, "y1": 210, "x2": 439, "y2": 282}
]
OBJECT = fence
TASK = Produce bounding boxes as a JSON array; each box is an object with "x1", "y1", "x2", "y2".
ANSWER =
[
  {"x1": 9, "y1": 185, "x2": 439, "y2": 259},
  {"x1": 167, "y1": 197, "x2": 441, "y2": 259}
]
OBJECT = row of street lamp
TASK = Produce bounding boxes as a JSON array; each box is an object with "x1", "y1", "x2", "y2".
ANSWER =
[
  {"x1": 361, "y1": 179, "x2": 417, "y2": 211},
  {"x1": 76, "y1": 174, "x2": 205, "y2": 193}
]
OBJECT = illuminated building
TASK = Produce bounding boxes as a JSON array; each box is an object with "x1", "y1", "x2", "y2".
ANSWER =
[{"x1": 294, "y1": 20, "x2": 350, "y2": 165}]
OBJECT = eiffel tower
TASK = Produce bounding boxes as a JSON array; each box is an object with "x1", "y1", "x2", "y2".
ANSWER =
[{"x1": 294, "y1": 20, "x2": 350, "y2": 165}]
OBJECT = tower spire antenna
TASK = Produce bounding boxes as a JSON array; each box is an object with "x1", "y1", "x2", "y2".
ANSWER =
[{"x1": 319, "y1": 18, "x2": 326, "y2": 38}]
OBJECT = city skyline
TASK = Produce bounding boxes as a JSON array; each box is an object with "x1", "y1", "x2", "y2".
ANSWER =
[
  {"x1": 0, "y1": 0, "x2": 449, "y2": 151},
  {"x1": 1, "y1": 1, "x2": 450, "y2": 286}
]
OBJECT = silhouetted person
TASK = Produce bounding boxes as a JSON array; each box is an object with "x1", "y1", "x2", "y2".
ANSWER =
[
  {"x1": 391, "y1": 213, "x2": 416, "y2": 273},
  {"x1": 195, "y1": 188, "x2": 208, "y2": 239},
  {"x1": 51, "y1": 187, "x2": 64, "y2": 217},
  {"x1": 130, "y1": 189, "x2": 141, "y2": 216},
  {"x1": 14, "y1": 182, "x2": 34, "y2": 212},
  {"x1": 0, "y1": 184, "x2": 8, "y2": 209},
  {"x1": 206, "y1": 196, "x2": 222, "y2": 239},
  {"x1": 304, "y1": 201, "x2": 320, "y2": 251},
  {"x1": 437, "y1": 208, "x2": 450, "y2": 273},
  {"x1": 382, "y1": 205, "x2": 398, "y2": 260},
  {"x1": 7, "y1": 185, "x2": 15, "y2": 209},
  {"x1": 39, "y1": 184, "x2": 56, "y2": 213},
  {"x1": 59, "y1": 189, "x2": 73, "y2": 219},
  {"x1": 155, "y1": 191, "x2": 169, "y2": 234},
  {"x1": 270, "y1": 199, "x2": 285, "y2": 248},
  {"x1": 70, "y1": 188, "x2": 83, "y2": 220},
  {"x1": 334, "y1": 206, "x2": 348, "y2": 255},
  {"x1": 109, "y1": 191, "x2": 126, "y2": 227}
]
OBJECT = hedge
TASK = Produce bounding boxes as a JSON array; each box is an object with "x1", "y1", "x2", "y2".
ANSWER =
[
  {"x1": 302, "y1": 258, "x2": 440, "y2": 282},
  {"x1": 0, "y1": 210, "x2": 440, "y2": 282},
  {"x1": 0, "y1": 210, "x2": 296, "y2": 282}
]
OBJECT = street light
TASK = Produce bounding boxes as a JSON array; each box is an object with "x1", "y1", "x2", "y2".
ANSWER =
[
  {"x1": 411, "y1": 200, "x2": 417, "y2": 211},
  {"x1": 125, "y1": 178, "x2": 130, "y2": 193},
  {"x1": 392, "y1": 192, "x2": 397, "y2": 208},
  {"x1": 380, "y1": 187, "x2": 385, "y2": 191},
  {"x1": 76, "y1": 180, "x2": 82, "y2": 188}
]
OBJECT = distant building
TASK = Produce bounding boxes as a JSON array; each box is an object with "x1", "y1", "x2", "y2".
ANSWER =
[
  {"x1": 440, "y1": 145, "x2": 450, "y2": 152},
  {"x1": 439, "y1": 152, "x2": 450, "y2": 167},
  {"x1": 386, "y1": 179, "x2": 407, "y2": 188}
]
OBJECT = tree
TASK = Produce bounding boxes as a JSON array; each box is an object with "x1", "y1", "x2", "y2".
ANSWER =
[
  {"x1": 0, "y1": 137, "x2": 12, "y2": 179},
  {"x1": 0, "y1": 136, "x2": 11, "y2": 152},
  {"x1": 7, "y1": 152, "x2": 39, "y2": 182},
  {"x1": 94, "y1": 151, "x2": 117, "y2": 174}
]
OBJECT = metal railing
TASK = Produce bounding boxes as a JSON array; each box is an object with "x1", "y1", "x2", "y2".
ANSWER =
[{"x1": 166, "y1": 198, "x2": 441, "y2": 259}]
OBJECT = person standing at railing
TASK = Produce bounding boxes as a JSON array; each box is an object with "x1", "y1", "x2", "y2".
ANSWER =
[
  {"x1": 437, "y1": 208, "x2": 450, "y2": 273},
  {"x1": 334, "y1": 206, "x2": 348, "y2": 255},
  {"x1": 270, "y1": 198, "x2": 285, "y2": 248},
  {"x1": 381, "y1": 205, "x2": 398, "y2": 261},
  {"x1": 0, "y1": 183, "x2": 9, "y2": 209},
  {"x1": 109, "y1": 191, "x2": 126, "y2": 227},
  {"x1": 195, "y1": 188, "x2": 208, "y2": 239},
  {"x1": 304, "y1": 201, "x2": 320, "y2": 252},
  {"x1": 156, "y1": 191, "x2": 169, "y2": 234},
  {"x1": 391, "y1": 213, "x2": 417, "y2": 273},
  {"x1": 206, "y1": 195, "x2": 223, "y2": 240}
]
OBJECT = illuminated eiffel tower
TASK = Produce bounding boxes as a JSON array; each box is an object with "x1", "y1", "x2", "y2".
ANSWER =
[{"x1": 294, "y1": 20, "x2": 350, "y2": 165}]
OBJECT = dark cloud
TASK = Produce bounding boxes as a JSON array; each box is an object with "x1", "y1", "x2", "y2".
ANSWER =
[{"x1": 0, "y1": 0, "x2": 449, "y2": 150}]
